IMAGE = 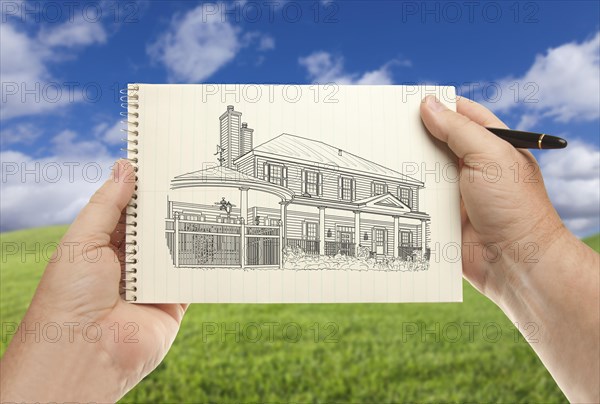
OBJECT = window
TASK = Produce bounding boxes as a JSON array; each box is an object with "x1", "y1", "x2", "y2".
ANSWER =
[
  {"x1": 341, "y1": 177, "x2": 353, "y2": 201},
  {"x1": 373, "y1": 182, "x2": 386, "y2": 196},
  {"x1": 401, "y1": 231, "x2": 412, "y2": 246},
  {"x1": 305, "y1": 170, "x2": 319, "y2": 196},
  {"x1": 399, "y1": 187, "x2": 412, "y2": 208},
  {"x1": 269, "y1": 164, "x2": 283, "y2": 185},
  {"x1": 305, "y1": 222, "x2": 318, "y2": 240}
]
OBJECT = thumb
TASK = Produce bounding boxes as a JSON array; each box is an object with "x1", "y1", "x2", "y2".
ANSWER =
[
  {"x1": 420, "y1": 95, "x2": 509, "y2": 159},
  {"x1": 66, "y1": 159, "x2": 136, "y2": 243}
]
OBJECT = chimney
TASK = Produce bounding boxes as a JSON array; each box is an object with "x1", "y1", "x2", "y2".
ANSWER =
[
  {"x1": 240, "y1": 122, "x2": 254, "y2": 157},
  {"x1": 219, "y1": 106, "x2": 242, "y2": 168},
  {"x1": 338, "y1": 149, "x2": 343, "y2": 156}
]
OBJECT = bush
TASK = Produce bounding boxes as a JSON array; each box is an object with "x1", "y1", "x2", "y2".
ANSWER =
[{"x1": 282, "y1": 247, "x2": 429, "y2": 272}]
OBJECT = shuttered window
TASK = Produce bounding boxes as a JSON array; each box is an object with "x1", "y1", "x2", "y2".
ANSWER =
[
  {"x1": 399, "y1": 187, "x2": 412, "y2": 208},
  {"x1": 341, "y1": 177, "x2": 353, "y2": 201},
  {"x1": 305, "y1": 170, "x2": 318, "y2": 195},
  {"x1": 270, "y1": 165, "x2": 282, "y2": 185},
  {"x1": 302, "y1": 169, "x2": 322, "y2": 196},
  {"x1": 264, "y1": 162, "x2": 287, "y2": 187}
]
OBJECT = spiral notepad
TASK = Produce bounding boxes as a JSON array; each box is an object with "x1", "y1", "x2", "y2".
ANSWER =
[{"x1": 121, "y1": 84, "x2": 462, "y2": 303}]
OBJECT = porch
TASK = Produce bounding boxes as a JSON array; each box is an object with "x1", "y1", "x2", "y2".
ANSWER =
[{"x1": 282, "y1": 193, "x2": 430, "y2": 261}]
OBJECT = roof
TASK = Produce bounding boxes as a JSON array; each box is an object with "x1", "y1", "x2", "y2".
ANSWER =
[
  {"x1": 171, "y1": 165, "x2": 295, "y2": 201},
  {"x1": 237, "y1": 134, "x2": 423, "y2": 186},
  {"x1": 174, "y1": 165, "x2": 257, "y2": 182}
]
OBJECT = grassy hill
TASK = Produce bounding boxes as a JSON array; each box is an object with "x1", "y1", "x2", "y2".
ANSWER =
[{"x1": 3, "y1": 226, "x2": 596, "y2": 402}]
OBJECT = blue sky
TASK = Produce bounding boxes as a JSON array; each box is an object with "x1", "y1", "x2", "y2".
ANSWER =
[{"x1": 1, "y1": 0, "x2": 599, "y2": 236}]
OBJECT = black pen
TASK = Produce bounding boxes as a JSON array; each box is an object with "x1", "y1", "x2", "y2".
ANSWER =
[{"x1": 485, "y1": 127, "x2": 567, "y2": 149}]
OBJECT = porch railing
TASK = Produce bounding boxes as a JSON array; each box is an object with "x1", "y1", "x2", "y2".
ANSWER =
[
  {"x1": 286, "y1": 238, "x2": 320, "y2": 255},
  {"x1": 398, "y1": 245, "x2": 422, "y2": 260},
  {"x1": 325, "y1": 241, "x2": 356, "y2": 257}
]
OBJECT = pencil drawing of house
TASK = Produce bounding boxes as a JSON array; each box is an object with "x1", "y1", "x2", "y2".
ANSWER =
[{"x1": 165, "y1": 105, "x2": 431, "y2": 271}]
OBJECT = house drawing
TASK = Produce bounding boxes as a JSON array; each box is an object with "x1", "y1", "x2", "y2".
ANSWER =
[{"x1": 165, "y1": 105, "x2": 431, "y2": 270}]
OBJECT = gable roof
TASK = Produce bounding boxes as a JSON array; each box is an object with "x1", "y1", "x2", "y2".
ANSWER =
[
  {"x1": 356, "y1": 192, "x2": 411, "y2": 213},
  {"x1": 236, "y1": 133, "x2": 423, "y2": 186}
]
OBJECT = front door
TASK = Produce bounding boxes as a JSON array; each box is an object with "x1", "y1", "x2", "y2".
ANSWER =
[{"x1": 374, "y1": 228, "x2": 386, "y2": 255}]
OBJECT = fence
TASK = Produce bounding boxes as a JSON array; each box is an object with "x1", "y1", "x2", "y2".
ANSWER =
[
  {"x1": 166, "y1": 216, "x2": 281, "y2": 268},
  {"x1": 246, "y1": 225, "x2": 280, "y2": 266}
]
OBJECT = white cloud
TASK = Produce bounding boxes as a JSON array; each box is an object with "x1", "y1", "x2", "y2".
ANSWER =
[
  {"x1": 258, "y1": 35, "x2": 275, "y2": 51},
  {"x1": 38, "y1": 15, "x2": 108, "y2": 48},
  {"x1": 0, "y1": 17, "x2": 108, "y2": 120},
  {"x1": 0, "y1": 129, "x2": 118, "y2": 231},
  {"x1": 483, "y1": 33, "x2": 600, "y2": 125},
  {"x1": 99, "y1": 120, "x2": 126, "y2": 145},
  {"x1": 0, "y1": 123, "x2": 42, "y2": 147},
  {"x1": 299, "y1": 51, "x2": 408, "y2": 84},
  {"x1": 0, "y1": 23, "x2": 49, "y2": 85},
  {"x1": 515, "y1": 114, "x2": 539, "y2": 131},
  {"x1": 148, "y1": 4, "x2": 274, "y2": 83},
  {"x1": 539, "y1": 139, "x2": 600, "y2": 237}
]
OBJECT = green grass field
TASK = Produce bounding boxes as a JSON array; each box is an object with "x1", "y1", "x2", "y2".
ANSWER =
[{"x1": 2, "y1": 226, "x2": 597, "y2": 402}]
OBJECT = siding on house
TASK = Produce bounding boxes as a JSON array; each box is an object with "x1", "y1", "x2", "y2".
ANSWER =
[
  {"x1": 234, "y1": 157, "x2": 254, "y2": 179},
  {"x1": 237, "y1": 154, "x2": 421, "y2": 211}
]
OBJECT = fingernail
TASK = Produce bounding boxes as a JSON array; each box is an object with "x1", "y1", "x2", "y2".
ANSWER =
[{"x1": 425, "y1": 95, "x2": 447, "y2": 113}]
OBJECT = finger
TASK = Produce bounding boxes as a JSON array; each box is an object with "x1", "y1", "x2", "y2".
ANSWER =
[
  {"x1": 456, "y1": 96, "x2": 509, "y2": 129},
  {"x1": 420, "y1": 95, "x2": 510, "y2": 159},
  {"x1": 68, "y1": 160, "x2": 135, "y2": 242},
  {"x1": 147, "y1": 304, "x2": 188, "y2": 324},
  {"x1": 458, "y1": 96, "x2": 538, "y2": 161},
  {"x1": 110, "y1": 211, "x2": 127, "y2": 248}
]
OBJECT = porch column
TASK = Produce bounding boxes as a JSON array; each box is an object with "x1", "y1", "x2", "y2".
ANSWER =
[
  {"x1": 318, "y1": 206, "x2": 326, "y2": 256},
  {"x1": 393, "y1": 216, "x2": 400, "y2": 258},
  {"x1": 240, "y1": 187, "x2": 248, "y2": 268},
  {"x1": 173, "y1": 212, "x2": 180, "y2": 268},
  {"x1": 279, "y1": 201, "x2": 288, "y2": 252},
  {"x1": 239, "y1": 187, "x2": 249, "y2": 222},
  {"x1": 353, "y1": 210, "x2": 361, "y2": 255},
  {"x1": 421, "y1": 220, "x2": 427, "y2": 255}
]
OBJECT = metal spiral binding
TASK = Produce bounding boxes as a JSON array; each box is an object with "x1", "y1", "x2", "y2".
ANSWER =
[{"x1": 120, "y1": 84, "x2": 140, "y2": 302}]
